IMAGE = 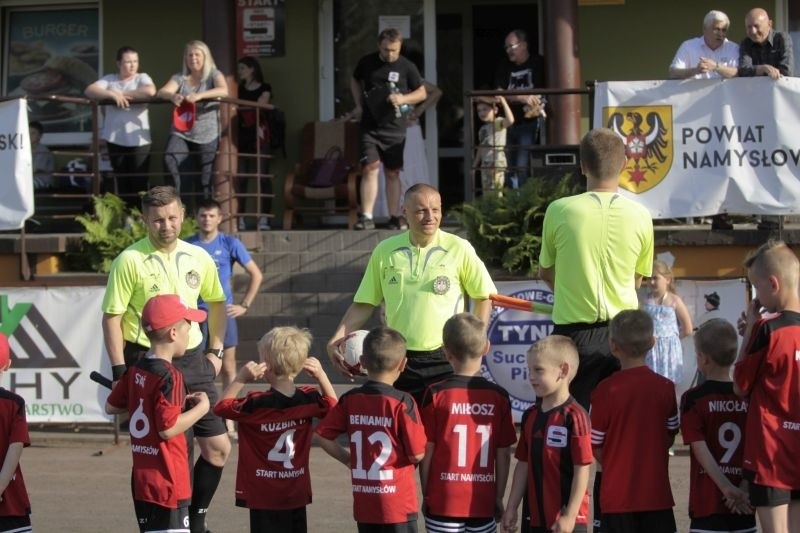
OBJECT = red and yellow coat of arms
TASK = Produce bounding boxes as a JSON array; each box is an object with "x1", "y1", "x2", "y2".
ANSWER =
[{"x1": 603, "y1": 106, "x2": 673, "y2": 193}]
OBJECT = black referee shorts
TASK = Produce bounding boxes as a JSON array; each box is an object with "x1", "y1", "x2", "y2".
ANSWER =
[
  {"x1": 394, "y1": 348, "x2": 453, "y2": 405},
  {"x1": 551, "y1": 322, "x2": 619, "y2": 410}
]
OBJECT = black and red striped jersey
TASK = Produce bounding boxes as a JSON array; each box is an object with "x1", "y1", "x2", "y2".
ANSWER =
[
  {"x1": 734, "y1": 312, "x2": 800, "y2": 490},
  {"x1": 681, "y1": 380, "x2": 751, "y2": 519},
  {"x1": 419, "y1": 375, "x2": 517, "y2": 519},
  {"x1": 590, "y1": 365, "x2": 679, "y2": 513},
  {"x1": 316, "y1": 381, "x2": 427, "y2": 525},
  {"x1": 107, "y1": 356, "x2": 190, "y2": 508},
  {"x1": 515, "y1": 397, "x2": 592, "y2": 528},
  {"x1": 0, "y1": 388, "x2": 30, "y2": 517},
  {"x1": 214, "y1": 386, "x2": 335, "y2": 510}
]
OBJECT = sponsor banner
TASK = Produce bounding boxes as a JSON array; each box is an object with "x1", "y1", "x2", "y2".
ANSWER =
[
  {"x1": 595, "y1": 78, "x2": 800, "y2": 218},
  {"x1": 236, "y1": 0, "x2": 286, "y2": 58},
  {"x1": 481, "y1": 281, "x2": 554, "y2": 422},
  {"x1": 0, "y1": 287, "x2": 110, "y2": 423},
  {"x1": 483, "y1": 279, "x2": 746, "y2": 421},
  {"x1": 0, "y1": 99, "x2": 34, "y2": 230}
]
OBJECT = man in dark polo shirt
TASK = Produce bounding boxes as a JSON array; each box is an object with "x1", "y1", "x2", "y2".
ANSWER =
[{"x1": 738, "y1": 7, "x2": 793, "y2": 231}]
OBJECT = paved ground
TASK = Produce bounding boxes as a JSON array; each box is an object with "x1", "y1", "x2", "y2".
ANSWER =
[{"x1": 23, "y1": 428, "x2": 696, "y2": 533}]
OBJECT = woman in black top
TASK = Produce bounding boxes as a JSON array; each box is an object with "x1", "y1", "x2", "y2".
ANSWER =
[{"x1": 236, "y1": 56, "x2": 273, "y2": 230}]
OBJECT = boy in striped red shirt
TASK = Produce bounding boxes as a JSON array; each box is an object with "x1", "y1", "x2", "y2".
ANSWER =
[{"x1": 502, "y1": 335, "x2": 593, "y2": 533}]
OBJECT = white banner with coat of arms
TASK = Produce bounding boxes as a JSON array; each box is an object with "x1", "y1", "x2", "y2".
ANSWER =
[{"x1": 594, "y1": 78, "x2": 800, "y2": 218}]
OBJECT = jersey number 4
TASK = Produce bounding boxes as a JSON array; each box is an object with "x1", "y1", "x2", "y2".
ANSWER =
[
  {"x1": 351, "y1": 430, "x2": 393, "y2": 481},
  {"x1": 268, "y1": 429, "x2": 297, "y2": 468}
]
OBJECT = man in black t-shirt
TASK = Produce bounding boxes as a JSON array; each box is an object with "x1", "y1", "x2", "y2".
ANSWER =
[
  {"x1": 494, "y1": 29, "x2": 545, "y2": 189},
  {"x1": 348, "y1": 28, "x2": 426, "y2": 230}
]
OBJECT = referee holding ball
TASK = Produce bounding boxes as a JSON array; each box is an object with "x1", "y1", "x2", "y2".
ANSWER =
[{"x1": 327, "y1": 183, "x2": 496, "y2": 403}]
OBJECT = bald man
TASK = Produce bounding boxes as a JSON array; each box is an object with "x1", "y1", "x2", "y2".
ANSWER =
[{"x1": 738, "y1": 7, "x2": 793, "y2": 80}]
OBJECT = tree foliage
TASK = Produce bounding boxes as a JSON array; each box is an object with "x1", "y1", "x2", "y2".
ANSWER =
[
  {"x1": 453, "y1": 177, "x2": 580, "y2": 276},
  {"x1": 69, "y1": 193, "x2": 196, "y2": 273}
]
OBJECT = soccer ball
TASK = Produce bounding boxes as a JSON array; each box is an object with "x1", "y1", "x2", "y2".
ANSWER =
[{"x1": 341, "y1": 330, "x2": 369, "y2": 375}]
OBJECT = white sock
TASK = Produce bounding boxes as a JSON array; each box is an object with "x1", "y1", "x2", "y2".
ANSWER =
[{"x1": 362, "y1": 213, "x2": 373, "y2": 219}]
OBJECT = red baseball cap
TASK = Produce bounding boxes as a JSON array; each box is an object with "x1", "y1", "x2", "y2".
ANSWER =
[
  {"x1": 173, "y1": 101, "x2": 196, "y2": 132},
  {"x1": 0, "y1": 333, "x2": 8, "y2": 368},
  {"x1": 142, "y1": 294, "x2": 207, "y2": 332}
]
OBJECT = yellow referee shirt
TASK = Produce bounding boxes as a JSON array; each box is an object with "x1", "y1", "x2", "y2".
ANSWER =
[
  {"x1": 354, "y1": 230, "x2": 496, "y2": 351},
  {"x1": 102, "y1": 237, "x2": 226, "y2": 349},
  {"x1": 539, "y1": 191, "x2": 653, "y2": 325}
]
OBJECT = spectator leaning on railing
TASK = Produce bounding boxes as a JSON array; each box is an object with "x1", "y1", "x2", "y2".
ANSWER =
[
  {"x1": 84, "y1": 45, "x2": 156, "y2": 209},
  {"x1": 669, "y1": 10, "x2": 738, "y2": 231},
  {"x1": 157, "y1": 40, "x2": 228, "y2": 207},
  {"x1": 737, "y1": 7, "x2": 793, "y2": 232}
]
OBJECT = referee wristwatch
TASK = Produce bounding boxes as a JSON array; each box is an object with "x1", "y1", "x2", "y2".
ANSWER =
[{"x1": 206, "y1": 348, "x2": 224, "y2": 360}]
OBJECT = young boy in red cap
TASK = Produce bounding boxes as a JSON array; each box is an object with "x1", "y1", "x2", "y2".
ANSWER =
[
  {"x1": 0, "y1": 333, "x2": 32, "y2": 533},
  {"x1": 106, "y1": 294, "x2": 214, "y2": 533}
]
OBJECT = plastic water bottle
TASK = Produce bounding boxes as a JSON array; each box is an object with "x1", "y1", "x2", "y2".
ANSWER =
[{"x1": 388, "y1": 82, "x2": 409, "y2": 118}]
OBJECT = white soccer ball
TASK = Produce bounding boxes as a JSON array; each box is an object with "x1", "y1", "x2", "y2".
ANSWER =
[{"x1": 341, "y1": 330, "x2": 369, "y2": 375}]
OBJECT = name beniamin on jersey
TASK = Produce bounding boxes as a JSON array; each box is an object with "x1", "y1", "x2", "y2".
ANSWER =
[
  {"x1": 349, "y1": 415, "x2": 392, "y2": 427},
  {"x1": 450, "y1": 403, "x2": 495, "y2": 416},
  {"x1": 707, "y1": 400, "x2": 748, "y2": 413}
]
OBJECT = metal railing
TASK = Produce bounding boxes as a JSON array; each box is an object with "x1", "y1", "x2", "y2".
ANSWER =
[
  {"x1": 5, "y1": 93, "x2": 276, "y2": 233},
  {"x1": 465, "y1": 85, "x2": 594, "y2": 200}
]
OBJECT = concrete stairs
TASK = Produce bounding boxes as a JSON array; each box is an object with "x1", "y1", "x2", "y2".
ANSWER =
[{"x1": 232, "y1": 229, "x2": 393, "y2": 380}]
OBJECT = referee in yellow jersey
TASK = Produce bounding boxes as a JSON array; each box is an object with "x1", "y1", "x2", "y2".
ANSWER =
[{"x1": 327, "y1": 184, "x2": 496, "y2": 403}]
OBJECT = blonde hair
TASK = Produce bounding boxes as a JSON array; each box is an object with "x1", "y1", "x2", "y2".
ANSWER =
[
  {"x1": 183, "y1": 40, "x2": 216, "y2": 82},
  {"x1": 652, "y1": 260, "x2": 677, "y2": 293},
  {"x1": 744, "y1": 240, "x2": 800, "y2": 292},
  {"x1": 527, "y1": 335, "x2": 579, "y2": 380},
  {"x1": 257, "y1": 327, "x2": 312, "y2": 377}
]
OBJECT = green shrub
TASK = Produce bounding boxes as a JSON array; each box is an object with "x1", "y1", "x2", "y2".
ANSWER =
[
  {"x1": 453, "y1": 176, "x2": 580, "y2": 276},
  {"x1": 68, "y1": 193, "x2": 196, "y2": 273}
]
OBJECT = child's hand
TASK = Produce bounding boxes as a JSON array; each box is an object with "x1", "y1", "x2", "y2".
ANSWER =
[
  {"x1": 723, "y1": 481, "x2": 752, "y2": 514},
  {"x1": 551, "y1": 513, "x2": 577, "y2": 532},
  {"x1": 185, "y1": 391, "x2": 209, "y2": 411},
  {"x1": 237, "y1": 361, "x2": 267, "y2": 383},
  {"x1": 738, "y1": 298, "x2": 763, "y2": 337},
  {"x1": 500, "y1": 508, "x2": 517, "y2": 532},
  {"x1": 303, "y1": 357, "x2": 327, "y2": 381}
]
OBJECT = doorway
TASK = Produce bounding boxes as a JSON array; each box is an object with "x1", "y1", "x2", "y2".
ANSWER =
[{"x1": 435, "y1": 2, "x2": 539, "y2": 209}]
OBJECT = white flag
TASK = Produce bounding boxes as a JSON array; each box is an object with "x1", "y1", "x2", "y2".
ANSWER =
[{"x1": 0, "y1": 98, "x2": 34, "y2": 229}]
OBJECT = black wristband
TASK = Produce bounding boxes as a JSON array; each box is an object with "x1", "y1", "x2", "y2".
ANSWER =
[{"x1": 112, "y1": 364, "x2": 127, "y2": 381}]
